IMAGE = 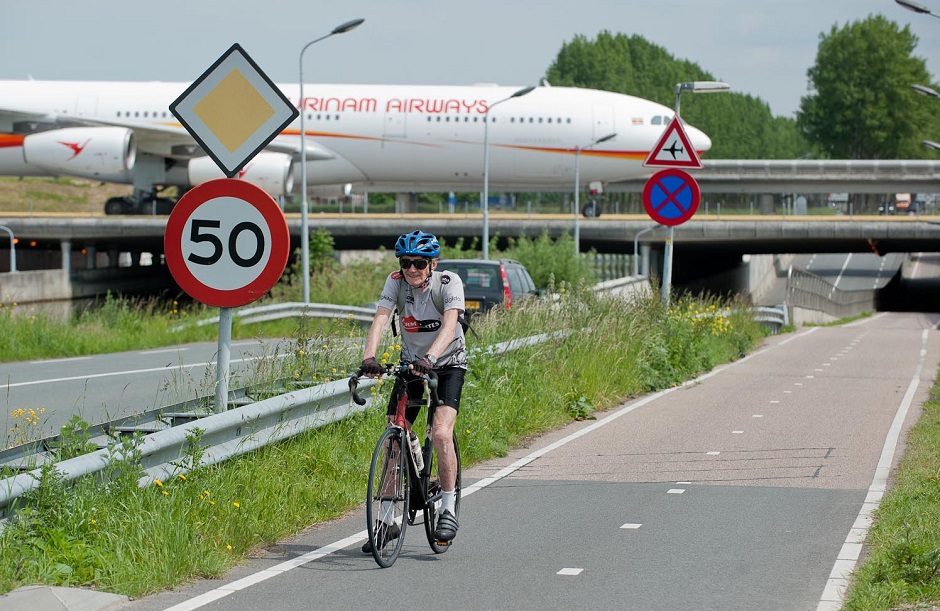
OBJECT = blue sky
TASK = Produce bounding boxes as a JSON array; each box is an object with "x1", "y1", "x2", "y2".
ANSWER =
[{"x1": 3, "y1": 0, "x2": 939, "y2": 118}]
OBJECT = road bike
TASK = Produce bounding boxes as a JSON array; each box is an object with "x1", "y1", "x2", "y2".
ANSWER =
[{"x1": 349, "y1": 363, "x2": 462, "y2": 568}]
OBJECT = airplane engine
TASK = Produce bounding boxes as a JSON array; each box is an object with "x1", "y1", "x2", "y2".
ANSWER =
[
  {"x1": 22, "y1": 127, "x2": 136, "y2": 181},
  {"x1": 188, "y1": 152, "x2": 294, "y2": 198},
  {"x1": 307, "y1": 183, "x2": 354, "y2": 198}
]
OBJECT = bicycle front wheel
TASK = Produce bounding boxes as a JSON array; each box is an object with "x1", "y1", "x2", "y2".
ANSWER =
[
  {"x1": 424, "y1": 432, "x2": 461, "y2": 554},
  {"x1": 366, "y1": 427, "x2": 410, "y2": 568}
]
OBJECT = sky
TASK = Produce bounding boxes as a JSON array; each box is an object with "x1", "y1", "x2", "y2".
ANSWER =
[{"x1": 3, "y1": 0, "x2": 940, "y2": 119}]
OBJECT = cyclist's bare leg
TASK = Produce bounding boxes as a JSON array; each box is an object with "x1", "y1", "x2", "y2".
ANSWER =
[{"x1": 432, "y1": 405, "x2": 458, "y2": 492}]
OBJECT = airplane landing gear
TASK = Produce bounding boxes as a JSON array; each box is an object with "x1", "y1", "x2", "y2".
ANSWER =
[
  {"x1": 103, "y1": 193, "x2": 176, "y2": 215},
  {"x1": 582, "y1": 200, "x2": 602, "y2": 218}
]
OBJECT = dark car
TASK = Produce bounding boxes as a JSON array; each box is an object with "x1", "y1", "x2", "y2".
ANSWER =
[{"x1": 436, "y1": 259, "x2": 538, "y2": 315}]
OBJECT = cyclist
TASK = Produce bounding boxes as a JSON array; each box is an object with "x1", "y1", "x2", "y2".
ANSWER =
[{"x1": 360, "y1": 229, "x2": 467, "y2": 552}]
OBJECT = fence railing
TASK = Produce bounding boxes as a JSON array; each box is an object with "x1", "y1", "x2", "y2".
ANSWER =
[{"x1": 785, "y1": 266, "x2": 875, "y2": 320}]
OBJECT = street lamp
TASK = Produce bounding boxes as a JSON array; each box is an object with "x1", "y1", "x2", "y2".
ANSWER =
[
  {"x1": 481, "y1": 85, "x2": 536, "y2": 260},
  {"x1": 661, "y1": 80, "x2": 730, "y2": 304},
  {"x1": 0, "y1": 224, "x2": 15, "y2": 272},
  {"x1": 573, "y1": 132, "x2": 616, "y2": 256},
  {"x1": 896, "y1": 0, "x2": 940, "y2": 18},
  {"x1": 299, "y1": 18, "x2": 364, "y2": 303},
  {"x1": 632, "y1": 225, "x2": 655, "y2": 277},
  {"x1": 924, "y1": 140, "x2": 940, "y2": 150},
  {"x1": 913, "y1": 84, "x2": 940, "y2": 98}
]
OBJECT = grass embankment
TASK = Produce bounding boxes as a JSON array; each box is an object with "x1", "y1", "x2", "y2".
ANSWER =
[
  {"x1": 842, "y1": 372, "x2": 940, "y2": 610},
  {"x1": 0, "y1": 287, "x2": 764, "y2": 596}
]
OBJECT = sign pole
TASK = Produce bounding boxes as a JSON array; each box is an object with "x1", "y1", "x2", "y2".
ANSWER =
[
  {"x1": 661, "y1": 227, "x2": 674, "y2": 304},
  {"x1": 215, "y1": 307, "x2": 233, "y2": 413}
]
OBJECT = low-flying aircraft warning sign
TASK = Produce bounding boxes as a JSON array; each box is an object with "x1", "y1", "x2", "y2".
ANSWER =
[
  {"x1": 643, "y1": 115, "x2": 703, "y2": 169},
  {"x1": 169, "y1": 43, "x2": 298, "y2": 178}
]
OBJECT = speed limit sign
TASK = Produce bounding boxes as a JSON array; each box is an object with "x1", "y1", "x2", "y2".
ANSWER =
[{"x1": 165, "y1": 178, "x2": 289, "y2": 308}]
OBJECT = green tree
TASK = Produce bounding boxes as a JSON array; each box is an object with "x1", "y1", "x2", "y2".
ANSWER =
[
  {"x1": 544, "y1": 31, "x2": 808, "y2": 159},
  {"x1": 798, "y1": 15, "x2": 939, "y2": 159}
]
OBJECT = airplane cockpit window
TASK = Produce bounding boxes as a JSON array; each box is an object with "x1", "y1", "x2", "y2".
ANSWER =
[{"x1": 652, "y1": 116, "x2": 661, "y2": 125}]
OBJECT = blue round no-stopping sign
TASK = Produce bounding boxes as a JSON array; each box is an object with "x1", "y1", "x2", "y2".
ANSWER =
[{"x1": 642, "y1": 168, "x2": 701, "y2": 226}]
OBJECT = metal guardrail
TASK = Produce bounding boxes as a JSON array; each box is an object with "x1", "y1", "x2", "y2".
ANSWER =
[
  {"x1": 175, "y1": 303, "x2": 377, "y2": 331},
  {"x1": 785, "y1": 266, "x2": 875, "y2": 320},
  {"x1": 751, "y1": 305, "x2": 789, "y2": 334}
]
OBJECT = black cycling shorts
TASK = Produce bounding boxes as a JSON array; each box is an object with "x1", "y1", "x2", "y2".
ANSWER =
[{"x1": 386, "y1": 366, "x2": 466, "y2": 423}]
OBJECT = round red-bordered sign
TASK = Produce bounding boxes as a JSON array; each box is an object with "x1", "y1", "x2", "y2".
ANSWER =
[
  {"x1": 164, "y1": 178, "x2": 289, "y2": 308},
  {"x1": 642, "y1": 168, "x2": 701, "y2": 227}
]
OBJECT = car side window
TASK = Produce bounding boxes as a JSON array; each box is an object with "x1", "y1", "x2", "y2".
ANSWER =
[{"x1": 506, "y1": 267, "x2": 524, "y2": 295}]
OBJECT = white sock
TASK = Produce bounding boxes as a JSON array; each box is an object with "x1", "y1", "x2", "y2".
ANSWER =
[
  {"x1": 380, "y1": 500, "x2": 395, "y2": 525},
  {"x1": 440, "y1": 490, "x2": 456, "y2": 516}
]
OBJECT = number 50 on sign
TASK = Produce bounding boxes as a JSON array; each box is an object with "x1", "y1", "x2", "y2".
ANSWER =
[{"x1": 165, "y1": 178, "x2": 290, "y2": 308}]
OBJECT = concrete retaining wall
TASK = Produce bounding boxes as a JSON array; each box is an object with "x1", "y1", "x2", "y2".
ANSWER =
[{"x1": 0, "y1": 270, "x2": 71, "y2": 304}]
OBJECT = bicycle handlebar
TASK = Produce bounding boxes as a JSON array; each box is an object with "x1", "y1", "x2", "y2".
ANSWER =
[{"x1": 348, "y1": 363, "x2": 439, "y2": 406}]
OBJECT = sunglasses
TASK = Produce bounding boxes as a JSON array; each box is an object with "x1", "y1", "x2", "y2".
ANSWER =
[{"x1": 399, "y1": 258, "x2": 430, "y2": 270}]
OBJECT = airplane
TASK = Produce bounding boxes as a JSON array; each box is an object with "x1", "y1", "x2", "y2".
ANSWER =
[
  {"x1": 0, "y1": 80, "x2": 712, "y2": 215},
  {"x1": 663, "y1": 141, "x2": 684, "y2": 160}
]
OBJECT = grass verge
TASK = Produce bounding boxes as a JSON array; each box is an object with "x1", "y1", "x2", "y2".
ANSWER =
[{"x1": 842, "y1": 367, "x2": 940, "y2": 610}]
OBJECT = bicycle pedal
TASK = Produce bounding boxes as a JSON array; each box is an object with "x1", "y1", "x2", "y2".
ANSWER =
[{"x1": 434, "y1": 539, "x2": 451, "y2": 547}]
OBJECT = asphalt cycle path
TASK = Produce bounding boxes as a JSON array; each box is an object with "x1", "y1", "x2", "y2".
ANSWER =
[{"x1": 102, "y1": 311, "x2": 940, "y2": 611}]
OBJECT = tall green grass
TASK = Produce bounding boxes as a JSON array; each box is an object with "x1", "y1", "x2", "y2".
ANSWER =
[
  {"x1": 0, "y1": 287, "x2": 765, "y2": 597},
  {"x1": 841, "y1": 372, "x2": 940, "y2": 610}
]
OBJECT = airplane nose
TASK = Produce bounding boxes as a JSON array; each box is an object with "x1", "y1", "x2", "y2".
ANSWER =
[{"x1": 686, "y1": 124, "x2": 712, "y2": 153}]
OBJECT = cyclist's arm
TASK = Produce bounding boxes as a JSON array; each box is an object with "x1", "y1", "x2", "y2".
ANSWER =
[
  {"x1": 363, "y1": 306, "x2": 393, "y2": 361},
  {"x1": 426, "y1": 308, "x2": 460, "y2": 361}
]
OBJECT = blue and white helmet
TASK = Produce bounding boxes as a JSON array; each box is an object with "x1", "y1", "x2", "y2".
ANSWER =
[{"x1": 395, "y1": 230, "x2": 440, "y2": 258}]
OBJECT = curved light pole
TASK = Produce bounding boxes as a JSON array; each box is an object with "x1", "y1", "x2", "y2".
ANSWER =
[
  {"x1": 0, "y1": 224, "x2": 15, "y2": 272},
  {"x1": 481, "y1": 85, "x2": 535, "y2": 260},
  {"x1": 633, "y1": 225, "x2": 655, "y2": 276},
  {"x1": 896, "y1": 0, "x2": 940, "y2": 18},
  {"x1": 662, "y1": 80, "x2": 730, "y2": 304},
  {"x1": 299, "y1": 18, "x2": 364, "y2": 303},
  {"x1": 573, "y1": 132, "x2": 616, "y2": 256}
]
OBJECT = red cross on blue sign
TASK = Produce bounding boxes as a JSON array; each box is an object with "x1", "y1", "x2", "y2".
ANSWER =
[{"x1": 642, "y1": 168, "x2": 701, "y2": 226}]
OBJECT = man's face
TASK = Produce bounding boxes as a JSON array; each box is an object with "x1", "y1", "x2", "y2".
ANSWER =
[{"x1": 399, "y1": 256, "x2": 435, "y2": 287}]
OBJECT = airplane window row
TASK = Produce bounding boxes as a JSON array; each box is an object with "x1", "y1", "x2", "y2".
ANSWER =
[
  {"x1": 115, "y1": 111, "x2": 172, "y2": 119},
  {"x1": 424, "y1": 116, "x2": 573, "y2": 124},
  {"x1": 304, "y1": 114, "x2": 341, "y2": 121}
]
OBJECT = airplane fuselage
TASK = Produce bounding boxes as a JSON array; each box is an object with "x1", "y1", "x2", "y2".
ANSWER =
[{"x1": 0, "y1": 80, "x2": 711, "y2": 203}]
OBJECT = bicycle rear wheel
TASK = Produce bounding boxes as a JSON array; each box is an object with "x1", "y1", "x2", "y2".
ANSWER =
[
  {"x1": 424, "y1": 432, "x2": 461, "y2": 554},
  {"x1": 366, "y1": 427, "x2": 410, "y2": 568}
]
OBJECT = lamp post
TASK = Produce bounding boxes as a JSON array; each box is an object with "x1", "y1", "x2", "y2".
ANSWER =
[
  {"x1": 896, "y1": 0, "x2": 940, "y2": 18},
  {"x1": 481, "y1": 85, "x2": 535, "y2": 260},
  {"x1": 661, "y1": 80, "x2": 730, "y2": 304},
  {"x1": 633, "y1": 225, "x2": 655, "y2": 277},
  {"x1": 573, "y1": 132, "x2": 616, "y2": 256},
  {"x1": 299, "y1": 18, "x2": 364, "y2": 303},
  {"x1": 913, "y1": 84, "x2": 940, "y2": 98},
  {"x1": 924, "y1": 140, "x2": 940, "y2": 151},
  {"x1": 0, "y1": 224, "x2": 15, "y2": 272}
]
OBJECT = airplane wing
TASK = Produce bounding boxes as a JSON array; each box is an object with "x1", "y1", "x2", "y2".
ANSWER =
[{"x1": 0, "y1": 106, "x2": 336, "y2": 161}]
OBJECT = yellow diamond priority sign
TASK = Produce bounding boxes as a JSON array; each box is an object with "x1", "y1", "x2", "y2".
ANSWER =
[{"x1": 170, "y1": 44, "x2": 298, "y2": 178}]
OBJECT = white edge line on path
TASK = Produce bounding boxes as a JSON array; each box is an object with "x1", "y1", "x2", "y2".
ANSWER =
[
  {"x1": 159, "y1": 327, "x2": 824, "y2": 611},
  {"x1": 816, "y1": 328, "x2": 928, "y2": 611},
  {"x1": 3, "y1": 354, "x2": 289, "y2": 389}
]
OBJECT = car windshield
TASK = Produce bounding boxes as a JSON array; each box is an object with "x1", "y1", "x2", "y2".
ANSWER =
[{"x1": 439, "y1": 263, "x2": 499, "y2": 290}]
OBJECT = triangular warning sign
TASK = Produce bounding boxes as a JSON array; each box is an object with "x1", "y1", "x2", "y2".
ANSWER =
[{"x1": 643, "y1": 115, "x2": 704, "y2": 169}]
